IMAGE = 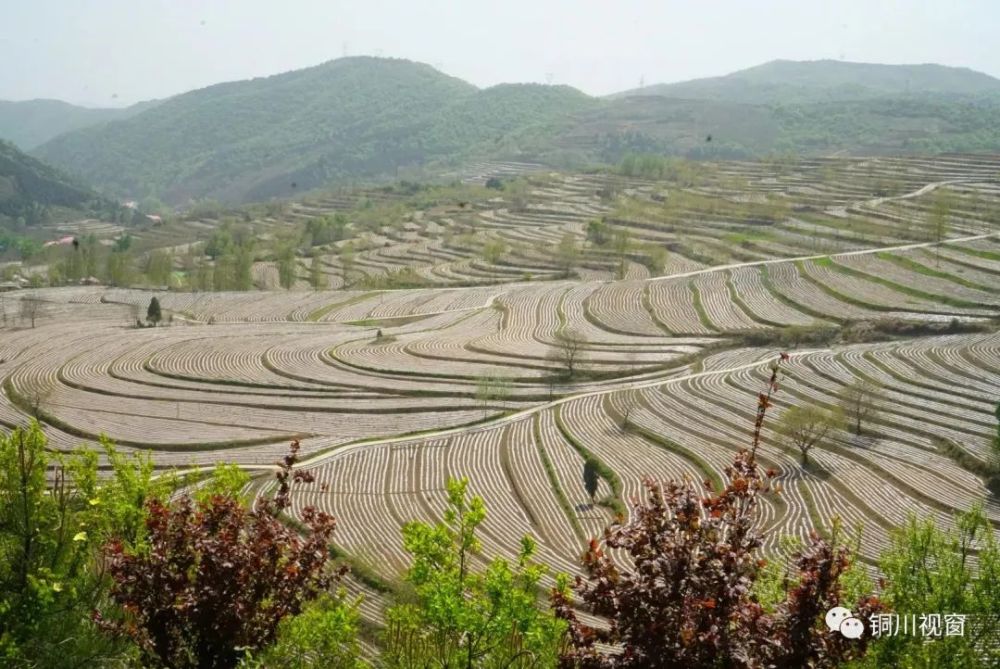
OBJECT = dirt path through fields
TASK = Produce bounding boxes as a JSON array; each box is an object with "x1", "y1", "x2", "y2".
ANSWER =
[{"x1": 259, "y1": 349, "x2": 822, "y2": 470}]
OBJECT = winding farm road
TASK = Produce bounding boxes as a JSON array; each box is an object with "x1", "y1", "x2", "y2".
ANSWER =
[
  {"x1": 282, "y1": 179, "x2": 999, "y2": 469},
  {"x1": 240, "y1": 349, "x2": 823, "y2": 472},
  {"x1": 188, "y1": 176, "x2": 998, "y2": 473}
]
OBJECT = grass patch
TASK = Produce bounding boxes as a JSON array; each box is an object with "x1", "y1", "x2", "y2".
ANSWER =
[
  {"x1": 4, "y1": 378, "x2": 306, "y2": 452},
  {"x1": 346, "y1": 314, "x2": 430, "y2": 328},
  {"x1": 306, "y1": 292, "x2": 378, "y2": 322},
  {"x1": 876, "y1": 252, "x2": 995, "y2": 292},
  {"x1": 329, "y1": 543, "x2": 397, "y2": 594},
  {"x1": 724, "y1": 271, "x2": 788, "y2": 329},
  {"x1": 948, "y1": 244, "x2": 1000, "y2": 262},
  {"x1": 826, "y1": 257, "x2": 990, "y2": 311},
  {"x1": 798, "y1": 480, "x2": 831, "y2": 541},
  {"x1": 532, "y1": 414, "x2": 586, "y2": 541},
  {"x1": 642, "y1": 283, "x2": 675, "y2": 334},
  {"x1": 553, "y1": 406, "x2": 626, "y2": 517},
  {"x1": 933, "y1": 436, "x2": 997, "y2": 478},
  {"x1": 626, "y1": 419, "x2": 724, "y2": 491},
  {"x1": 759, "y1": 265, "x2": 842, "y2": 323},
  {"x1": 689, "y1": 281, "x2": 719, "y2": 332}
]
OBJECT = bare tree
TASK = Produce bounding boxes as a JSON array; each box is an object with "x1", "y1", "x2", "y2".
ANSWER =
[
  {"x1": 838, "y1": 379, "x2": 883, "y2": 436},
  {"x1": 777, "y1": 405, "x2": 843, "y2": 466},
  {"x1": 19, "y1": 296, "x2": 44, "y2": 329},
  {"x1": 126, "y1": 302, "x2": 141, "y2": 328},
  {"x1": 27, "y1": 382, "x2": 53, "y2": 419},
  {"x1": 620, "y1": 394, "x2": 635, "y2": 433},
  {"x1": 547, "y1": 328, "x2": 586, "y2": 380}
]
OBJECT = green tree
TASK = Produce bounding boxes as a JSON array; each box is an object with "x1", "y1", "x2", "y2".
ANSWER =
[
  {"x1": 0, "y1": 422, "x2": 166, "y2": 666},
  {"x1": 582, "y1": 459, "x2": 600, "y2": 504},
  {"x1": 340, "y1": 244, "x2": 356, "y2": 286},
  {"x1": 244, "y1": 595, "x2": 365, "y2": 669},
  {"x1": 929, "y1": 189, "x2": 951, "y2": 264},
  {"x1": 612, "y1": 228, "x2": 632, "y2": 279},
  {"x1": 112, "y1": 234, "x2": 133, "y2": 253},
  {"x1": 309, "y1": 255, "x2": 327, "y2": 290},
  {"x1": 586, "y1": 218, "x2": 609, "y2": 246},
  {"x1": 644, "y1": 244, "x2": 668, "y2": 275},
  {"x1": 382, "y1": 478, "x2": 565, "y2": 668},
  {"x1": 277, "y1": 245, "x2": 298, "y2": 289},
  {"x1": 776, "y1": 404, "x2": 842, "y2": 466},
  {"x1": 105, "y1": 250, "x2": 133, "y2": 287},
  {"x1": 474, "y1": 374, "x2": 511, "y2": 418},
  {"x1": 146, "y1": 297, "x2": 162, "y2": 326},
  {"x1": 856, "y1": 506, "x2": 1000, "y2": 669},
  {"x1": 556, "y1": 232, "x2": 578, "y2": 277},
  {"x1": 235, "y1": 246, "x2": 255, "y2": 291},
  {"x1": 214, "y1": 251, "x2": 237, "y2": 291},
  {"x1": 481, "y1": 238, "x2": 508, "y2": 266},
  {"x1": 503, "y1": 179, "x2": 530, "y2": 211},
  {"x1": 146, "y1": 249, "x2": 174, "y2": 287},
  {"x1": 205, "y1": 227, "x2": 234, "y2": 260}
]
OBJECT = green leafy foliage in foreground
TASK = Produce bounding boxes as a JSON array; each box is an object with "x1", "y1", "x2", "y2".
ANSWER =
[
  {"x1": 2, "y1": 376, "x2": 998, "y2": 667},
  {"x1": 381, "y1": 478, "x2": 565, "y2": 668},
  {"x1": 854, "y1": 506, "x2": 1000, "y2": 669},
  {"x1": 0, "y1": 421, "x2": 169, "y2": 666}
]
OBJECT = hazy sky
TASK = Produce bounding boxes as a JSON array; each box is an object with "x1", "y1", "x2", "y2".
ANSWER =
[{"x1": 2, "y1": 0, "x2": 997, "y2": 106}]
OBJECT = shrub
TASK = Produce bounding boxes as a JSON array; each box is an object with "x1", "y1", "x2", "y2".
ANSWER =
[
  {"x1": 96, "y1": 440, "x2": 343, "y2": 669},
  {"x1": 552, "y1": 355, "x2": 884, "y2": 668}
]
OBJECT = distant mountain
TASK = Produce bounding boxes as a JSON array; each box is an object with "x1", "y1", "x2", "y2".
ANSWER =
[
  {"x1": 0, "y1": 99, "x2": 160, "y2": 150},
  {"x1": 33, "y1": 58, "x2": 595, "y2": 204},
  {"x1": 612, "y1": 59, "x2": 1000, "y2": 103},
  {"x1": 0, "y1": 140, "x2": 99, "y2": 221},
  {"x1": 31, "y1": 57, "x2": 1000, "y2": 205}
]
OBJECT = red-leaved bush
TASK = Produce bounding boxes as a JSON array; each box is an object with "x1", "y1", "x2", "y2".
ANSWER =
[
  {"x1": 96, "y1": 440, "x2": 342, "y2": 669},
  {"x1": 552, "y1": 354, "x2": 885, "y2": 668}
]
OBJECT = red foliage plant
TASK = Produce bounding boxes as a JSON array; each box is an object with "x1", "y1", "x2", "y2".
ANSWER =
[
  {"x1": 95, "y1": 440, "x2": 342, "y2": 669},
  {"x1": 552, "y1": 353, "x2": 885, "y2": 668}
]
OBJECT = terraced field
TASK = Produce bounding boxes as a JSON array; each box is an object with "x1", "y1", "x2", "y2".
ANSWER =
[{"x1": 2, "y1": 155, "x2": 999, "y2": 630}]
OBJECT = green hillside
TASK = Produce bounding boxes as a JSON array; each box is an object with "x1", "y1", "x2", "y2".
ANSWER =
[
  {"x1": 31, "y1": 57, "x2": 1000, "y2": 205},
  {"x1": 615, "y1": 59, "x2": 1000, "y2": 103},
  {"x1": 0, "y1": 98, "x2": 159, "y2": 150},
  {"x1": 34, "y1": 58, "x2": 596, "y2": 204},
  {"x1": 0, "y1": 140, "x2": 98, "y2": 221}
]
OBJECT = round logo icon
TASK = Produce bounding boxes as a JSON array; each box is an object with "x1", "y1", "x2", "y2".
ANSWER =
[
  {"x1": 840, "y1": 617, "x2": 864, "y2": 639},
  {"x1": 825, "y1": 607, "x2": 852, "y2": 633}
]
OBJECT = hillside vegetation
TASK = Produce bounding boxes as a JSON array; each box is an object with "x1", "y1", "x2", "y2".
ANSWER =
[
  {"x1": 31, "y1": 57, "x2": 1000, "y2": 205},
  {"x1": 33, "y1": 58, "x2": 592, "y2": 205},
  {"x1": 0, "y1": 139, "x2": 99, "y2": 221},
  {"x1": 0, "y1": 98, "x2": 158, "y2": 150},
  {"x1": 616, "y1": 59, "x2": 1000, "y2": 103}
]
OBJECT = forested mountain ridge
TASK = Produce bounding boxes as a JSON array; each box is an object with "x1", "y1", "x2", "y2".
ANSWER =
[
  {"x1": 33, "y1": 57, "x2": 594, "y2": 204},
  {"x1": 30, "y1": 57, "x2": 1000, "y2": 205},
  {"x1": 0, "y1": 98, "x2": 159, "y2": 150},
  {"x1": 614, "y1": 59, "x2": 1000, "y2": 103},
  {"x1": 0, "y1": 139, "x2": 99, "y2": 222}
]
